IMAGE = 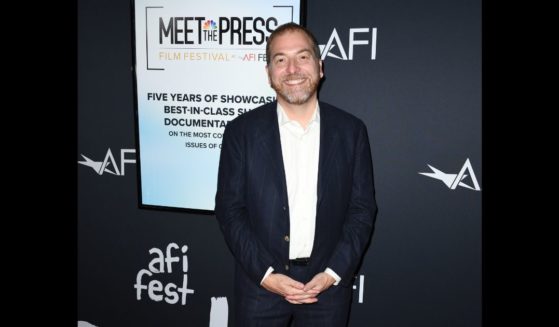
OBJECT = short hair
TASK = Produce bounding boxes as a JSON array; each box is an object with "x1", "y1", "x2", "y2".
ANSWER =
[{"x1": 266, "y1": 22, "x2": 321, "y2": 65}]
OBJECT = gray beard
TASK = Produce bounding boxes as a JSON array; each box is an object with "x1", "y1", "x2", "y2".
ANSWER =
[
  {"x1": 278, "y1": 87, "x2": 313, "y2": 105},
  {"x1": 271, "y1": 77, "x2": 318, "y2": 105}
]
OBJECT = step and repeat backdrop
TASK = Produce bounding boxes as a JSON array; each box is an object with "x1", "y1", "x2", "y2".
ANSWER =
[{"x1": 78, "y1": 0, "x2": 481, "y2": 326}]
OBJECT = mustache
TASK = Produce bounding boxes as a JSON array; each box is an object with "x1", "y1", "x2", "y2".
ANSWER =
[{"x1": 282, "y1": 74, "x2": 307, "y2": 82}]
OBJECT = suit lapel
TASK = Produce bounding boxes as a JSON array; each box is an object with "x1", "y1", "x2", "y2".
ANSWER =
[
  {"x1": 255, "y1": 103, "x2": 289, "y2": 197},
  {"x1": 317, "y1": 103, "x2": 339, "y2": 209}
]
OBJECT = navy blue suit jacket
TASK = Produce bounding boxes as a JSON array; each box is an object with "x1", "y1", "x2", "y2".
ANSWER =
[{"x1": 215, "y1": 101, "x2": 377, "y2": 291}]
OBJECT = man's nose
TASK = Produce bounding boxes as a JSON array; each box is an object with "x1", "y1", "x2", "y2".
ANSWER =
[{"x1": 285, "y1": 59, "x2": 299, "y2": 74}]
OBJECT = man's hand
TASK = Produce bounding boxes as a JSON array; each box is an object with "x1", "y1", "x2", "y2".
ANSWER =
[
  {"x1": 262, "y1": 273, "x2": 320, "y2": 304},
  {"x1": 301, "y1": 272, "x2": 336, "y2": 294}
]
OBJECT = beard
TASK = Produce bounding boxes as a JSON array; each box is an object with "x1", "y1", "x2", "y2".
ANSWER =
[{"x1": 270, "y1": 73, "x2": 320, "y2": 105}]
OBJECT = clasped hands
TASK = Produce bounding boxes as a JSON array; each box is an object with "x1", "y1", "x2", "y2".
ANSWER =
[{"x1": 261, "y1": 272, "x2": 336, "y2": 304}]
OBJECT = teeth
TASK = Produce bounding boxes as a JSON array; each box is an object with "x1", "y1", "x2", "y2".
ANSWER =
[{"x1": 285, "y1": 79, "x2": 304, "y2": 85}]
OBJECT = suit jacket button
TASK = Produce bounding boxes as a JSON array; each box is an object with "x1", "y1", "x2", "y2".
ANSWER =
[
  {"x1": 285, "y1": 264, "x2": 289, "y2": 271},
  {"x1": 282, "y1": 206, "x2": 287, "y2": 211},
  {"x1": 284, "y1": 235, "x2": 290, "y2": 242}
]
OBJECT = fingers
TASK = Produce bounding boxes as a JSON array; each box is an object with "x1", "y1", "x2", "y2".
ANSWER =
[
  {"x1": 264, "y1": 273, "x2": 333, "y2": 304},
  {"x1": 279, "y1": 275, "x2": 319, "y2": 304},
  {"x1": 287, "y1": 279, "x2": 305, "y2": 290},
  {"x1": 285, "y1": 291, "x2": 319, "y2": 303},
  {"x1": 285, "y1": 296, "x2": 318, "y2": 304},
  {"x1": 279, "y1": 275, "x2": 306, "y2": 295},
  {"x1": 263, "y1": 274, "x2": 311, "y2": 298},
  {"x1": 303, "y1": 273, "x2": 335, "y2": 292},
  {"x1": 285, "y1": 274, "x2": 327, "y2": 304},
  {"x1": 283, "y1": 284, "x2": 316, "y2": 298},
  {"x1": 303, "y1": 279, "x2": 321, "y2": 292},
  {"x1": 303, "y1": 275, "x2": 324, "y2": 292}
]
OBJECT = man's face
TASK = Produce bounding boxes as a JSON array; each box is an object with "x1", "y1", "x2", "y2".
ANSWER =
[{"x1": 266, "y1": 30, "x2": 323, "y2": 105}]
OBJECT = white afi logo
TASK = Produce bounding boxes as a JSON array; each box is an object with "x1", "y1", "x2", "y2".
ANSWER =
[
  {"x1": 319, "y1": 27, "x2": 377, "y2": 60},
  {"x1": 78, "y1": 148, "x2": 136, "y2": 176},
  {"x1": 419, "y1": 158, "x2": 481, "y2": 191},
  {"x1": 134, "y1": 242, "x2": 195, "y2": 305}
]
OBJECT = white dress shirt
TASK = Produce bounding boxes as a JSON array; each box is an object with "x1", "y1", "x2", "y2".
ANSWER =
[
  {"x1": 279, "y1": 102, "x2": 321, "y2": 259},
  {"x1": 260, "y1": 103, "x2": 340, "y2": 286}
]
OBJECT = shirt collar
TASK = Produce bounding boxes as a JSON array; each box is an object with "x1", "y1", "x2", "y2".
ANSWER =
[{"x1": 277, "y1": 102, "x2": 321, "y2": 127}]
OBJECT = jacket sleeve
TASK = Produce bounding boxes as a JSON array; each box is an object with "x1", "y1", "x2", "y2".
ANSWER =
[
  {"x1": 327, "y1": 122, "x2": 378, "y2": 286},
  {"x1": 214, "y1": 122, "x2": 280, "y2": 285}
]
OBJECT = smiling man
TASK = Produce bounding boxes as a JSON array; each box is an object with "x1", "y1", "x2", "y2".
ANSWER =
[{"x1": 215, "y1": 23, "x2": 378, "y2": 327}]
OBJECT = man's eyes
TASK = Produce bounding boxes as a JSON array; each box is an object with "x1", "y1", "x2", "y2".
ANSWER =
[{"x1": 273, "y1": 54, "x2": 311, "y2": 65}]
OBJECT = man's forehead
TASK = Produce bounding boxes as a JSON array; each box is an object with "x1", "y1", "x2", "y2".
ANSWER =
[
  {"x1": 273, "y1": 30, "x2": 309, "y2": 42},
  {"x1": 270, "y1": 31, "x2": 312, "y2": 52}
]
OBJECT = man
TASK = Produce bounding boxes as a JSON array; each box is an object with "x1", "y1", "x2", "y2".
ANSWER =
[{"x1": 215, "y1": 23, "x2": 377, "y2": 327}]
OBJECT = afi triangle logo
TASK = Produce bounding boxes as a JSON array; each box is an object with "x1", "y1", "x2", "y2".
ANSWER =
[
  {"x1": 318, "y1": 27, "x2": 378, "y2": 61},
  {"x1": 419, "y1": 158, "x2": 481, "y2": 191},
  {"x1": 78, "y1": 148, "x2": 136, "y2": 176}
]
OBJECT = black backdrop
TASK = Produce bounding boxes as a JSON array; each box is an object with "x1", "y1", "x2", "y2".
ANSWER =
[{"x1": 78, "y1": 0, "x2": 481, "y2": 326}]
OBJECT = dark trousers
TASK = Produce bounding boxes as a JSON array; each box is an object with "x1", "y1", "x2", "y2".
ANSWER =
[{"x1": 234, "y1": 264, "x2": 353, "y2": 327}]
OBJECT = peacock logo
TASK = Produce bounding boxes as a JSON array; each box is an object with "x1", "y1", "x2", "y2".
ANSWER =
[{"x1": 202, "y1": 19, "x2": 218, "y2": 30}]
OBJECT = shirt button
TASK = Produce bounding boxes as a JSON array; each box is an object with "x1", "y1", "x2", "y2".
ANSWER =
[
  {"x1": 285, "y1": 264, "x2": 290, "y2": 271},
  {"x1": 284, "y1": 235, "x2": 290, "y2": 242}
]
